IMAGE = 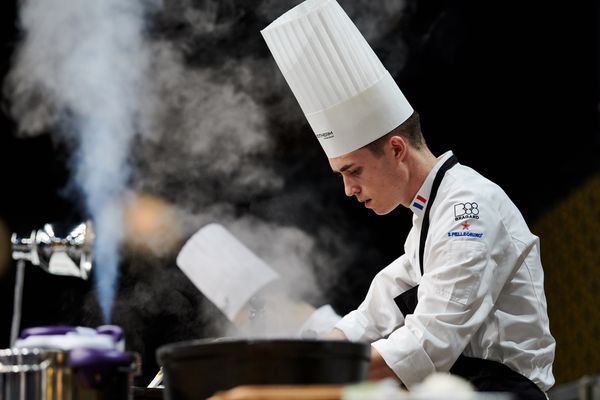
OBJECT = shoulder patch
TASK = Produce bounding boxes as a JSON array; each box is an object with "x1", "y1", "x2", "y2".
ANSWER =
[
  {"x1": 447, "y1": 211, "x2": 484, "y2": 238},
  {"x1": 454, "y1": 202, "x2": 480, "y2": 221}
]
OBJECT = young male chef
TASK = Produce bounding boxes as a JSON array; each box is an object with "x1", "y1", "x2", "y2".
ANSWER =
[{"x1": 261, "y1": 0, "x2": 555, "y2": 398}]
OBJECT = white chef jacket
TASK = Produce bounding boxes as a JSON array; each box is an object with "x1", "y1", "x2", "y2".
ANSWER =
[
  {"x1": 297, "y1": 305, "x2": 342, "y2": 339},
  {"x1": 335, "y1": 151, "x2": 556, "y2": 391}
]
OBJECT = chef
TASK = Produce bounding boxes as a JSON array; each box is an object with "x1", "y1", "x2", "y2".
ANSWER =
[
  {"x1": 260, "y1": 0, "x2": 555, "y2": 398},
  {"x1": 176, "y1": 223, "x2": 342, "y2": 339}
]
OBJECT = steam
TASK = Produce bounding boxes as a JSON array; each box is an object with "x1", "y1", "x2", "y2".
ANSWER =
[
  {"x1": 4, "y1": 0, "x2": 411, "y2": 349},
  {"x1": 5, "y1": 0, "x2": 158, "y2": 322},
  {"x1": 126, "y1": 41, "x2": 324, "y2": 335},
  {"x1": 133, "y1": 41, "x2": 283, "y2": 207}
]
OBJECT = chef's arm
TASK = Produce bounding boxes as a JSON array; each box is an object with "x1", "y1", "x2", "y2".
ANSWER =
[
  {"x1": 334, "y1": 254, "x2": 414, "y2": 342},
  {"x1": 321, "y1": 327, "x2": 347, "y2": 340},
  {"x1": 369, "y1": 347, "x2": 404, "y2": 386},
  {"x1": 373, "y1": 233, "x2": 518, "y2": 388},
  {"x1": 322, "y1": 328, "x2": 404, "y2": 386}
]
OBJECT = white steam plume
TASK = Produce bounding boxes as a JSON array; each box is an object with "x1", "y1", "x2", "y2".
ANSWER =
[{"x1": 6, "y1": 0, "x2": 159, "y2": 321}]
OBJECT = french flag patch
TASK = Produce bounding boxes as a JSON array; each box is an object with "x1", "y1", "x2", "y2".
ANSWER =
[{"x1": 413, "y1": 195, "x2": 427, "y2": 210}]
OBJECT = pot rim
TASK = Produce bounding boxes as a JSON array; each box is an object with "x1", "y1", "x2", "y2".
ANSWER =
[{"x1": 156, "y1": 338, "x2": 370, "y2": 363}]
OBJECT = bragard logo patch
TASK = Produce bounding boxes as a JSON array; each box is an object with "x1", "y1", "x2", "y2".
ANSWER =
[
  {"x1": 316, "y1": 131, "x2": 334, "y2": 140},
  {"x1": 454, "y1": 202, "x2": 480, "y2": 221}
]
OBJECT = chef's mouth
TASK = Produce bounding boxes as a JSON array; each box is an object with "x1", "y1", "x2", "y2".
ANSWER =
[{"x1": 363, "y1": 199, "x2": 372, "y2": 208}]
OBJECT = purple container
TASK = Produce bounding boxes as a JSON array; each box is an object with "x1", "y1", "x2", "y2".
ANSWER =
[
  {"x1": 2, "y1": 325, "x2": 139, "y2": 400},
  {"x1": 0, "y1": 347, "x2": 139, "y2": 400},
  {"x1": 19, "y1": 325, "x2": 79, "y2": 339},
  {"x1": 69, "y1": 348, "x2": 138, "y2": 400}
]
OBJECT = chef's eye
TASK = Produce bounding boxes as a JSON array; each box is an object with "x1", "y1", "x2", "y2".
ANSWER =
[{"x1": 350, "y1": 168, "x2": 362, "y2": 177}]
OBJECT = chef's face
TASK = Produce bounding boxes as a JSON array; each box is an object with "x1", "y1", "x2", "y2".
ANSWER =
[{"x1": 329, "y1": 138, "x2": 409, "y2": 215}]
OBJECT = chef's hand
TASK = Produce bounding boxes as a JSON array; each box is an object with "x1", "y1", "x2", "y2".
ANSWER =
[
  {"x1": 321, "y1": 328, "x2": 347, "y2": 340},
  {"x1": 368, "y1": 346, "x2": 403, "y2": 386}
]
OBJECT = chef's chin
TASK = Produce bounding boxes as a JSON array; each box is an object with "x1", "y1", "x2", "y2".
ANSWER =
[
  {"x1": 373, "y1": 210, "x2": 391, "y2": 216},
  {"x1": 372, "y1": 201, "x2": 402, "y2": 215},
  {"x1": 371, "y1": 205, "x2": 392, "y2": 216}
]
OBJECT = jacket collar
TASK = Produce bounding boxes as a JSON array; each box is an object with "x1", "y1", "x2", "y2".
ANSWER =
[{"x1": 411, "y1": 151, "x2": 454, "y2": 216}]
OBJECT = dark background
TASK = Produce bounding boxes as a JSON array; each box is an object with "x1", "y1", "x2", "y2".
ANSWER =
[{"x1": 0, "y1": 0, "x2": 598, "y2": 387}]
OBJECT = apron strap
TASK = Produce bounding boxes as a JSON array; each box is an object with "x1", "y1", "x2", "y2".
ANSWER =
[
  {"x1": 418, "y1": 154, "x2": 458, "y2": 275},
  {"x1": 395, "y1": 154, "x2": 458, "y2": 317}
]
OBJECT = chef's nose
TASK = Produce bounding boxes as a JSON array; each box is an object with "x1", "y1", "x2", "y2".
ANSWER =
[{"x1": 343, "y1": 178, "x2": 359, "y2": 197}]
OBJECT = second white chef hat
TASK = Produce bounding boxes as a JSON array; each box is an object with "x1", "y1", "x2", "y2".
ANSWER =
[
  {"x1": 176, "y1": 223, "x2": 279, "y2": 321},
  {"x1": 261, "y1": 0, "x2": 413, "y2": 158}
]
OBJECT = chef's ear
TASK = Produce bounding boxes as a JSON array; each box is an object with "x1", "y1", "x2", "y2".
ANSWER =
[{"x1": 389, "y1": 135, "x2": 408, "y2": 161}]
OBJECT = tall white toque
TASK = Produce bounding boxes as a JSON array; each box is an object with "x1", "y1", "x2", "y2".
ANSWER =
[
  {"x1": 176, "y1": 223, "x2": 279, "y2": 322},
  {"x1": 261, "y1": 0, "x2": 413, "y2": 158}
]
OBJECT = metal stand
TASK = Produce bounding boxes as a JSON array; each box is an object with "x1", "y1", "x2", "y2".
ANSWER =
[{"x1": 9, "y1": 259, "x2": 26, "y2": 347}]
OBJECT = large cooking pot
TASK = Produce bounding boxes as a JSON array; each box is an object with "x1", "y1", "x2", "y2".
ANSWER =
[{"x1": 157, "y1": 338, "x2": 370, "y2": 400}]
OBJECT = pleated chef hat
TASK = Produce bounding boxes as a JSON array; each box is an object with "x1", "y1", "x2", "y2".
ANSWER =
[
  {"x1": 261, "y1": 0, "x2": 413, "y2": 158},
  {"x1": 176, "y1": 223, "x2": 279, "y2": 321}
]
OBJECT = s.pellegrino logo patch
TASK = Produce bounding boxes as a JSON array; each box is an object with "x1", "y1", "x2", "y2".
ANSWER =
[
  {"x1": 316, "y1": 131, "x2": 334, "y2": 140},
  {"x1": 448, "y1": 231, "x2": 484, "y2": 238}
]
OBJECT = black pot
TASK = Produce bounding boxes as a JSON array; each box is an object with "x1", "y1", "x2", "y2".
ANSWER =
[
  {"x1": 156, "y1": 338, "x2": 370, "y2": 400},
  {"x1": 132, "y1": 387, "x2": 164, "y2": 399}
]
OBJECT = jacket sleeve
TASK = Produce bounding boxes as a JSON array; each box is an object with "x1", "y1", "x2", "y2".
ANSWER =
[
  {"x1": 335, "y1": 254, "x2": 416, "y2": 342},
  {"x1": 372, "y1": 188, "x2": 522, "y2": 389}
]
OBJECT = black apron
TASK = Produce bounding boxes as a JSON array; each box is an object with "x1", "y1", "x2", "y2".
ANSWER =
[{"x1": 393, "y1": 155, "x2": 545, "y2": 400}]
